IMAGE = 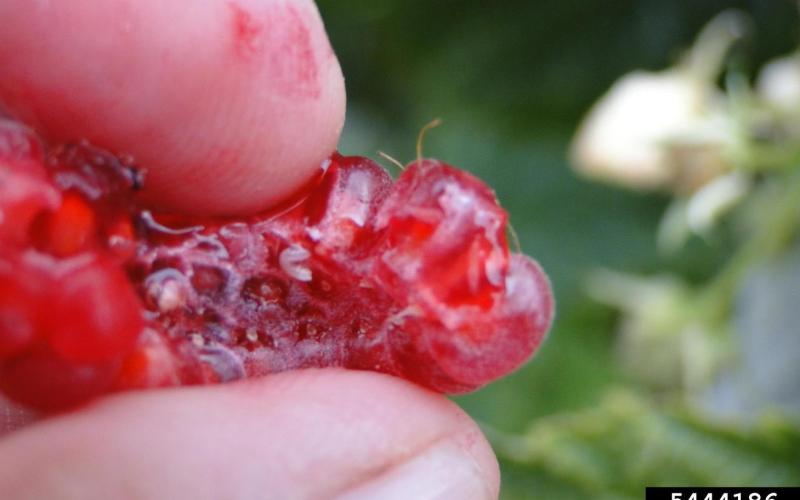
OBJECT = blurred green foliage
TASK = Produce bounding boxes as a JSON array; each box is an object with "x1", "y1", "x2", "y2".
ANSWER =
[
  {"x1": 494, "y1": 390, "x2": 800, "y2": 499},
  {"x1": 317, "y1": 1, "x2": 800, "y2": 497}
]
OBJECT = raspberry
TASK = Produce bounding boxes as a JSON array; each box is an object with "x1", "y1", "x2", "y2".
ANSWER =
[{"x1": 0, "y1": 117, "x2": 554, "y2": 411}]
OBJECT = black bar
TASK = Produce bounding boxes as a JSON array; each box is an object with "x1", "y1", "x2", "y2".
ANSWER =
[{"x1": 646, "y1": 488, "x2": 800, "y2": 500}]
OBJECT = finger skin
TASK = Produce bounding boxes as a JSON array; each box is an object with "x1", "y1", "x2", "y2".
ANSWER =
[
  {"x1": 0, "y1": 0, "x2": 346, "y2": 215},
  {"x1": 0, "y1": 395, "x2": 35, "y2": 438},
  {"x1": 0, "y1": 369, "x2": 499, "y2": 499}
]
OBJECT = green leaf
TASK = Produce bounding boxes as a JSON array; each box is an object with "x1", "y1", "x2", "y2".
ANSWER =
[{"x1": 489, "y1": 390, "x2": 800, "y2": 499}]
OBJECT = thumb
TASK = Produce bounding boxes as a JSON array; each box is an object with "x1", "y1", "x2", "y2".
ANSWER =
[{"x1": 0, "y1": 369, "x2": 499, "y2": 499}]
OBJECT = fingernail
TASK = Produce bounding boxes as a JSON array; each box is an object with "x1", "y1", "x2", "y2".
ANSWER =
[{"x1": 336, "y1": 439, "x2": 494, "y2": 500}]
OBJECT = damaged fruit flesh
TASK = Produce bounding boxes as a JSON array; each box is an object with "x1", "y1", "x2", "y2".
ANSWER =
[{"x1": 0, "y1": 118, "x2": 554, "y2": 411}]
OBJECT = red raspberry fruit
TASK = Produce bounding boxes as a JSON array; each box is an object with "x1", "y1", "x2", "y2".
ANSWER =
[{"x1": 0, "y1": 118, "x2": 554, "y2": 411}]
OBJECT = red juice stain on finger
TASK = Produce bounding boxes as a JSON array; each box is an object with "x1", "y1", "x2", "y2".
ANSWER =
[
  {"x1": 275, "y1": 3, "x2": 320, "y2": 98},
  {"x1": 229, "y1": 2, "x2": 264, "y2": 60},
  {"x1": 227, "y1": 2, "x2": 321, "y2": 99}
]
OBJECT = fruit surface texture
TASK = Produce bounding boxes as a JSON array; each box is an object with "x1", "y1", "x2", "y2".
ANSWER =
[{"x1": 0, "y1": 118, "x2": 553, "y2": 411}]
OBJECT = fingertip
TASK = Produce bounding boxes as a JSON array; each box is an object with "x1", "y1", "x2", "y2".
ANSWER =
[
  {"x1": 0, "y1": 0, "x2": 346, "y2": 215},
  {"x1": 0, "y1": 369, "x2": 498, "y2": 499}
]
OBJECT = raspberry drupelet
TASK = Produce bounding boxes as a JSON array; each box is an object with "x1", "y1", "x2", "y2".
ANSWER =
[{"x1": 0, "y1": 118, "x2": 554, "y2": 411}]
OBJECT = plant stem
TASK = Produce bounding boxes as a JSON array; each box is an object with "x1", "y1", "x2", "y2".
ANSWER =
[{"x1": 696, "y1": 169, "x2": 800, "y2": 322}]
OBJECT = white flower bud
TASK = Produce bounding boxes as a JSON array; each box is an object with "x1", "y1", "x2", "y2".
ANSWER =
[
  {"x1": 756, "y1": 53, "x2": 800, "y2": 112},
  {"x1": 571, "y1": 71, "x2": 725, "y2": 191},
  {"x1": 686, "y1": 171, "x2": 750, "y2": 235}
]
